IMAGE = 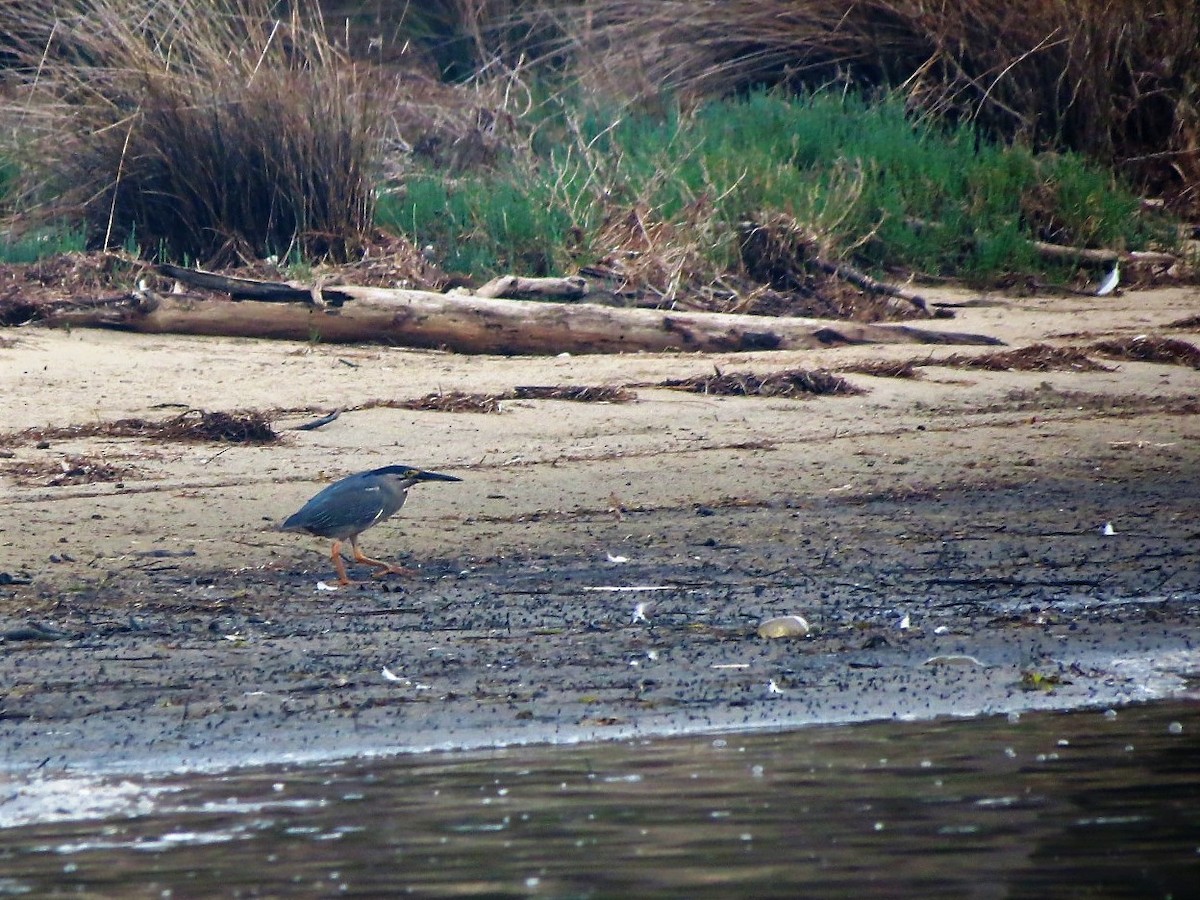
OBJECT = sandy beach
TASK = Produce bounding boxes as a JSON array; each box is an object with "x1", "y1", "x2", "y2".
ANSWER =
[{"x1": 1, "y1": 283, "x2": 1198, "y2": 774}]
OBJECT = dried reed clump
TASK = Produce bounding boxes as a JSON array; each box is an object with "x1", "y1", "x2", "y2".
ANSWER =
[
  {"x1": 1, "y1": 409, "x2": 279, "y2": 446},
  {"x1": 1092, "y1": 336, "x2": 1200, "y2": 369},
  {"x1": 658, "y1": 368, "x2": 863, "y2": 398},
  {"x1": 938, "y1": 344, "x2": 1113, "y2": 373},
  {"x1": 510, "y1": 385, "x2": 636, "y2": 403},
  {"x1": 384, "y1": 391, "x2": 506, "y2": 414},
  {"x1": 0, "y1": 0, "x2": 383, "y2": 264},
  {"x1": 838, "y1": 359, "x2": 921, "y2": 379},
  {"x1": 591, "y1": 200, "x2": 724, "y2": 307},
  {"x1": 321, "y1": 0, "x2": 548, "y2": 78},
  {"x1": 544, "y1": 0, "x2": 1200, "y2": 206},
  {"x1": 356, "y1": 384, "x2": 637, "y2": 414}
]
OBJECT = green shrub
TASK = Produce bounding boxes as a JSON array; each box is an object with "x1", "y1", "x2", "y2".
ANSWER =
[
  {"x1": 380, "y1": 90, "x2": 1173, "y2": 287},
  {"x1": 535, "y1": 0, "x2": 1200, "y2": 206}
]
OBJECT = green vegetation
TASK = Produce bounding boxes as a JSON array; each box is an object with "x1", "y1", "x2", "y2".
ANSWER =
[
  {"x1": 0, "y1": 0, "x2": 1189, "y2": 292},
  {"x1": 0, "y1": 228, "x2": 87, "y2": 265},
  {"x1": 393, "y1": 177, "x2": 577, "y2": 276},
  {"x1": 380, "y1": 91, "x2": 1169, "y2": 284},
  {"x1": 0, "y1": 155, "x2": 85, "y2": 263}
]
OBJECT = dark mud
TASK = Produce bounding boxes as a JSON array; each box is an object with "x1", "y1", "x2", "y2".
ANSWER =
[{"x1": 3, "y1": 472, "x2": 1198, "y2": 776}]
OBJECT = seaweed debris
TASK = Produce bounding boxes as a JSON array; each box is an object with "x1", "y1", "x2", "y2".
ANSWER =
[
  {"x1": 1, "y1": 410, "x2": 278, "y2": 447},
  {"x1": 837, "y1": 359, "x2": 921, "y2": 379},
  {"x1": 1092, "y1": 335, "x2": 1200, "y2": 369},
  {"x1": 511, "y1": 385, "x2": 636, "y2": 403},
  {"x1": 372, "y1": 391, "x2": 505, "y2": 414},
  {"x1": 359, "y1": 385, "x2": 637, "y2": 415},
  {"x1": 936, "y1": 344, "x2": 1113, "y2": 372},
  {"x1": 657, "y1": 367, "x2": 863, "y2": 397}
]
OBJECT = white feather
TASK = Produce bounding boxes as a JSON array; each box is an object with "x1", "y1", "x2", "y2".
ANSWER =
[{"x1": 1095, "y1": 262, "x2": 1120, "y2": 297}]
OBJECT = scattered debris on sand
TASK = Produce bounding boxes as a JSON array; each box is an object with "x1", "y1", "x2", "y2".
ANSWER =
[
  {"x1": 837, "y1": 359, "x2": 922, "y2": 379},
  {"x1": 510, "y1": 385, "x2": 636, "y2": 403},
  {"x1": 358, "y1": 385, "x2": 637, "y2": 414},
  {"x1": 362, "y1": 391, "x2": 506, "y2": 414},
  {"x1": 0, "y1": 409, "x2": 278, "y2": 448},
  {"x1": 0, "y1": 454, "x2": 139, "y2": 486},
  {"x1": 844, "y1": 336, "x2": 1200, "y2": 380},
  {"x1": 935, "y1": 343, "x2": 1113, "y2": 372},
  {"x1": 1164, "y1": 314, "x2": 1200, "y2": 330},
  {"x1": 1092, "y1": 335, "x2": 1200, "y2": 369},
  {"x1": 656, "y1": 367, "x2": 863, "y2": 397}
]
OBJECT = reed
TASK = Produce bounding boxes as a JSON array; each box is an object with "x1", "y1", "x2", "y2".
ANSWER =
[{"x1": 1, "y1": 0, "x2": 382, "y2": 263}]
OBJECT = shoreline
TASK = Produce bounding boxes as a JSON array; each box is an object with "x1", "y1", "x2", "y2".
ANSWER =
[{"x1": 2, "y1": 284, "x2": 1199, "y2": 777}]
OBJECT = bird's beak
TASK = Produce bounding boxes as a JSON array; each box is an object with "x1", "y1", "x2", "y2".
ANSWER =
[{"x1": 415, "y1": 469, "x2": 462, "y2": 483}]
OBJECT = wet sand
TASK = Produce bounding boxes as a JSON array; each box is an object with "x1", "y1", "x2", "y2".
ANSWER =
[{"x1": 1, "y1": 285, "x2": 1199, "y2": 774}]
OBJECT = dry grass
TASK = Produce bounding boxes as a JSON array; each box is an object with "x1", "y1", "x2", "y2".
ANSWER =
[
  {"x1": 838, "y1": 359, "x2": 922, "y2": 379},
  {"x1": 1092, "y1": 336, "x2": 1200, "y2": 369},
  {"x1": 320, "y1": 0, "x2": 542, "y2": 75},
  {"x1": 510, "y1": 385, "x2": 635, "y2": 402},
  {"x1": 844, "y1": 339, "x2": 1200, "y2": 378},
  {"x1": 588, "y1": 200, "x2": 725, "y2": 309},
  {"x1": 0, "y1": 410, "x2": 278, "y2": 447},
  {"x1": 657, "y1": 368, "x2": 863, "y2": 398},
  {"x1": 358, "y1": 384, "x2": 637, "y2": 414},
  {"x1": 1, "y1": 0, "x2": 382, "y2": 264},
  {"x1": 364, "y1": 391, "x2": 507, "y2": 414},
  {"x1": 1164, "y1": 314, "x2": 1200, "y2": 330},
  {"x1": 936, "y1": 344, "x2": 1113, "y2": 372},
  {"x1": 543, "y1": 0, "x2": 1200, "y2": 210}
]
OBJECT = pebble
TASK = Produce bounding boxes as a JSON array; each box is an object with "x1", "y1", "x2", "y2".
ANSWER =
[{"x1": 757, "y1": 615, "x2": 810, "y2": 639}]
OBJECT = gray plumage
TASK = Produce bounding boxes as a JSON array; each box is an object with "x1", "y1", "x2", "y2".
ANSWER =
[{"x1": 281, "y1": 464, "x2": 460, "y2": 584}]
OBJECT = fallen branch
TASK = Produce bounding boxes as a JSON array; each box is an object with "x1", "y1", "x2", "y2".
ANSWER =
[
  {"x1": 33, "y1": 282, "x2": 1003, "y2": 354},
  {"x1": 1030, "y1": 241, "x2": 1178, "y2": 266},
  {"x1": 738, "y1": 219, "x2": 934, "y2": 318},
  {"x1": 474, "y1": 275, "x2": 588, "y2": 301},
  {"x1": 902, "y1": 220, "x2": 1181, "y2": 268},
  {"x1": 810, "y1": 255, "x2": 929, "y2": 315},
  {"x1": 157, "y1": 263, "x2": 314, "y2": 302},
  {"x1": 290, "y1": 409, "x2": 341, "y2": 431}
]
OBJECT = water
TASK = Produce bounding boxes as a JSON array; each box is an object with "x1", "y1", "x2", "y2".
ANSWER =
[{"x1": 2, "y1": 701, "x2": 1197, "y2": 897}]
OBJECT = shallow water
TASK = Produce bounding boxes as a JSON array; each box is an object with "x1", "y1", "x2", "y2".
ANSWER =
[{"x1": 2, "y1": 700, "x2": 1197, "y2": 898}]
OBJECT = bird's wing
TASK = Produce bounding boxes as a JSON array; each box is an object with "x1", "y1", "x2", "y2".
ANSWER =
[{"x1": 292, "y1": 483, "x2": 386, "y2": 536}]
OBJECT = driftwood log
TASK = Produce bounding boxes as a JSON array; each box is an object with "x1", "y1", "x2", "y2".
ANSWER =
[
  {"x1": 37, "y1": 280, "x2": 1002, "y2": 354},
  {"x1": 155, "y1": 266, "x2": 591, "y2": 304},
  {"x1": 1030, "y1": 242, "x2": 1178, "y2": 266},
  {"x1": 474, "y1": 274, "x2": 588, "y2": 300},
  {"x1": 899, "y1": 224, "x2": 1182, "y2": 269}
]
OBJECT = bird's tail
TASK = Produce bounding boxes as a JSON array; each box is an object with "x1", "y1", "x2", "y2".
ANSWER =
[{"x1": 277, "y1": 513, "x2": 307, "y2": 533}]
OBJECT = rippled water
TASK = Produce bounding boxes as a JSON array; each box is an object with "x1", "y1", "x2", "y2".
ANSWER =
[{"x1": 2, "y1": 700, "x2": 1197, "y2": 897}]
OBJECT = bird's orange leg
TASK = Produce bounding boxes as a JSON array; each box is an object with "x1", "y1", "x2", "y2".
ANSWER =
[
  {"x1": 350, "y1": 538, "x2": 414, "y2": 578},
  {"x1": 329, "y1": 539, "x2": 355, "y2": 586}
]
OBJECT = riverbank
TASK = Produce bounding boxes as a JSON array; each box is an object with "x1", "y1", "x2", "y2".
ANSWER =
[{"x1": 2, "y1": 284, "x2": 1198, "y2": 774}]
